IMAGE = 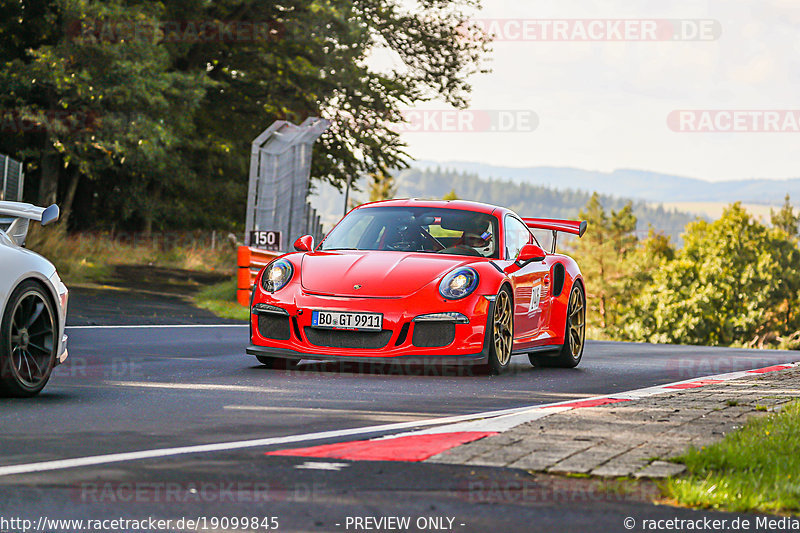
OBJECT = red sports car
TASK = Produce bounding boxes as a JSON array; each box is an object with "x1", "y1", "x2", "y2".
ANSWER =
[{"x1": 247, "y1": 199, "x2": 587, "y2": 374}]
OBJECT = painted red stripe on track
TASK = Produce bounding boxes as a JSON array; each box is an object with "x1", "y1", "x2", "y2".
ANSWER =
[
  {"x1": 664, "y1": 379, "x2": 724, "y2": 390},
  {"x1": 548, "y1": 398, "x2": 630, "y2": 409},
  {"x1": 265, "y1": 431, "x2": 497, "y2": 462},
  {"x1": 747, "y1": 365, "x2": 792, "y2": 374}
]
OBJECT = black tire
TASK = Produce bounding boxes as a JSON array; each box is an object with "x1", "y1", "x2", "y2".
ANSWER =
[
  {"x1": 255, "y1": 355, "x2": 299, "y2": 370},
  {"x1": 477, "y1": 286, "x2": 514, "y2": 375},
  {"x1": 0, "y1": 281, "x2": 58, "y2": 397},
  {"x1": 530, "y1": 283, "x2": 585, "y2": 369}
]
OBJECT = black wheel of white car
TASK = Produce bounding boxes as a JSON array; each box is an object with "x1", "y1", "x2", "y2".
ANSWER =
[{"x1": 0, "y1": 281, "x2": 57, "y2": 397}]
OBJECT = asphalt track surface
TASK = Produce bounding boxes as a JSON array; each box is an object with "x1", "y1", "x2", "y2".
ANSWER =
[{"x1": 1, "y1": 292, "x2": 798, "y2": 532}]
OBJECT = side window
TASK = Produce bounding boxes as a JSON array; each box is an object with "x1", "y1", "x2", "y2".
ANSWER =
[{"x1": 504, "y1": 216, "x2": 532, "y2": 260}]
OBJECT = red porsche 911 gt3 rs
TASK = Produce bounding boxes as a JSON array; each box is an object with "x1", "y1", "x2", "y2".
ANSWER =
[{"x1": 246, "y1": 199, "x2": 587, "y2": 374}]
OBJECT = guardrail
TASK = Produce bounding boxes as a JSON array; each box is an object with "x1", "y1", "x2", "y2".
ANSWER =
[
  {"x1": 1, "y1": 153, "x2": 24, "y2": 202},
  {"x1": 236, "y1": 246, "x2": 280, "y2": 306}
]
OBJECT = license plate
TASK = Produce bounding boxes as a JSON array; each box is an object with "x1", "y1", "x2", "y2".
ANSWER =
[{"x1": 311, "y1": 310, "x2": 383, "y2": 331}]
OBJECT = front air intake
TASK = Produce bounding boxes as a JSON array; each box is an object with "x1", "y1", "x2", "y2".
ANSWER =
[
  {"x1": 411, "y1": 322, "x2": 456, "y2": 348},
  {"x1": 304, "y1": 328, "x2": 393, "y2": 349},
  {"x1": 258, "y1": 314, "x2": 291, "y2": 340}
]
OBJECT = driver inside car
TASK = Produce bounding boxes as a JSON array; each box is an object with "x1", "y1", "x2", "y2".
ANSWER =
[{"x1": 435, "y1": 213, "x2": 495, "y2": 256}]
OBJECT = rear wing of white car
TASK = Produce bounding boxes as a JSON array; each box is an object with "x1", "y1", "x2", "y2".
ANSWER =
[{"x1": 0, "y1": 201, "x2": 60, "y2": 246}]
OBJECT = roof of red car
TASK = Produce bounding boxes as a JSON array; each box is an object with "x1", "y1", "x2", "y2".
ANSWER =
[{"x1": 356, "y1": 198, "x2": 503, "y2": 215}]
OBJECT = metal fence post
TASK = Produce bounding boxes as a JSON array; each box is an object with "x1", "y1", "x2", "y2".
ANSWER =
[
  {"x1": 1, "y1": 155, "x2": 8, "y2": 201},
  {"x1": 17, "y1": 164, "x2": 23, "y2": 202}
]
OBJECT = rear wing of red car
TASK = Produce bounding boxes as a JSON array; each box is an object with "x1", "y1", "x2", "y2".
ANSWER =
[{"x1": 522, "y1": 218, "x2": 588, "y2": 253}]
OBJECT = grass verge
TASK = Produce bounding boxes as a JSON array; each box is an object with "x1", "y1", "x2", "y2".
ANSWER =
[
  {"x1": 25, "y1": 224, "x2": 249, "y2": 321},
  {"x1": 26, "y1": 225, "x2": 236, "y2": 284},
  {"x1": 664, "y1": 400, "x2": 800, "y2": 514},
  {"x1": 193, "y1": 278, "x2": 250, "y2": 321}
]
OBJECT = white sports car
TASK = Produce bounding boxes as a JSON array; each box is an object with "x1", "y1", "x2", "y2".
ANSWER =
[{"x1": 0, "y1": 202, "x2": 69, "y2": 397}]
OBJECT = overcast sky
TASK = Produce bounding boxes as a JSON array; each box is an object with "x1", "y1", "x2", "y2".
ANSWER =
[{"x1": 381, "y1": 0, "x2": 800, "y2": 182}]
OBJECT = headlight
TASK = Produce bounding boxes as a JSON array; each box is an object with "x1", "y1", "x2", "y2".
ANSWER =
[
  {"x1": 262, "y1": 259, "x2": 294, "y2": 293},
  {"x1": 439, "y1": 267, "x2": 479, "y2": 300}
]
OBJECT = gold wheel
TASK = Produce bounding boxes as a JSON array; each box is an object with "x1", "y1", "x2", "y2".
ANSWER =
[
  {"x1": 529, "y1": 283, "x2": 585, "y2": 368},
  {"x1": 493, "y1": 289, "x2": 513, "y2": 366},
  {"x1": 567, "y1": 286, "x2": 585, "y2": 359}
]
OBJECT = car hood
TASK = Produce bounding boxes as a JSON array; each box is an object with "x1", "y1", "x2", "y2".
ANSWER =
[{"x1": 300, "y1": 251, "x2": 481, "y2": 297}]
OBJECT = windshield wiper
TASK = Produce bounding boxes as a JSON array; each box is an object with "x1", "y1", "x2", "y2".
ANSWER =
[{"x1": 324, "y1": 247, "x2": 359, "y2": 251}]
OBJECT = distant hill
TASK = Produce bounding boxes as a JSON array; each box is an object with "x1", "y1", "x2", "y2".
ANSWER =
[
  {"x1": 309, "y1": 167, "x2": 699, "y2": 243},
  {"x1": 416, "y1": 160, "x2": 800, "y2": 205}
]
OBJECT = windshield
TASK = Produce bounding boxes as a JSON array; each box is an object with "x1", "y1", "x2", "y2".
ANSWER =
[{"x1": 319, "y1": 206, "x2": 499, "y2": 258}]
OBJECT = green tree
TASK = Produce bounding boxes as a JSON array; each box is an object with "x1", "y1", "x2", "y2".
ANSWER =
[
  {"x1": 0, "y1": 0, "x2": 207, "y2": 231},
  {"x1": 619, "y1": 229, "x2": 675, "y2": 293},
  {"x1": 1, "y1": 0, "x2": 489, "y2": 232},
  {"x1": 442, "y1": 188, "x2": 459, "y2": 200},
  {"x1": 615, "y1": 228, "x2": 676, "y2": 338},
  {"x1": 569, "y1": 193, "x2": 638, "y2": 331},
  {"x1": 771, "y1": 194, "x2": 799, "y2": 238},
  {"x1": 624, "y1": 203, "x2": 800, "y2": 347},
  {"x1": 368, "y1": 171, "x2": 397, "y2": 202}
]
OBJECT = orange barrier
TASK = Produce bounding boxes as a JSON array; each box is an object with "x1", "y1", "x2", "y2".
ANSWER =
[{"x1": 237, "y1": 246, "x2": 280, "y2": 306}]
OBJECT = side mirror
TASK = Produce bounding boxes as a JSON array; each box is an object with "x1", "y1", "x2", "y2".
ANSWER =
[
  {"x1": 293, "y1": 235, "x2": 315, "y2": 252},
  {"x1": 517, "y1": 243, "x2": 546, "y2": 264}
]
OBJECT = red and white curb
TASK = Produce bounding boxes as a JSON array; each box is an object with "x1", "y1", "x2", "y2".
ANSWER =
[
  {"x1": 267, "y1": 432, "x2": 499, "y2": 462},
  {"x1": 265, "y1": 362, "x2": 799, "y2": 463}
]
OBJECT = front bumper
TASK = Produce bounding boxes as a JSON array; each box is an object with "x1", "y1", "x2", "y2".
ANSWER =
[
  {"x1": 57, "y1": 334, "x2": 68, "y2": 365},
  {"x1": 49, "y1": 270, "x2": 69, "y2": 366},
  {"x1": 249, "y1": 285, "x2": 494, "y2": 364},
  {"x1": 246, "y1": 344, "x2": 489, "y2": 366}
]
